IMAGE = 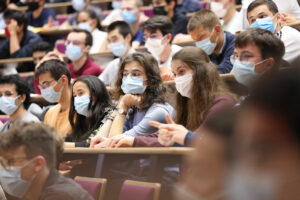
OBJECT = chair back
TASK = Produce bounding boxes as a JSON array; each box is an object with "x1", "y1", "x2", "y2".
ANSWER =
[{"x1": 74, "y1": 176, "x2": 107, "y2": 200}]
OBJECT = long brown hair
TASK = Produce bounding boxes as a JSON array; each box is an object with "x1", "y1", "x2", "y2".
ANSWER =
[{"x1": 172, "y1": 46, "x2": 235, "y2": 130}]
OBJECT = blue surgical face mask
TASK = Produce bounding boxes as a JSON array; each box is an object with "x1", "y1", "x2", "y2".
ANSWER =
[
  {"x1": 72, "y1": 0, "x2": 86, "y2": 11},
  {"x1": 121, "y1": 76, "x2": 147, "y2": 94},
  {"x1": 195, "y1": 31, "x2": 217, "y2": 55},
  {"x1": 122, "y1": 10, "x2": 136, "y2": 24},
  {"x1": 65, "y1": 43, "x2": 84, "y2": 61},
  {"x1": 109, "y1": 41, "x2": 128, "y2": 57},
  {"x1": 0, "y1": 95, "x2": 20, "y2": 115},
  {"x1": 0, "y1": 159, "x2": 36, "y2": 198},
  {"x1": 74, "y1": 95, "x2": 91, "y2": 117},
  {"x1": 251, "y1": 17, "x2": 276, "y2": 33},
  {"x1": 232, "y1": 59, "x2": 266, "y2": 87},
  {"x1": 40, "y1": 81, "x2": 62, "y2": 103},
  {"x1": 78, "y1": 21, "x2": 92, "y2": 32},
  {"x1": 112, "y1": 1, "x2": 122, "y2": 9}
]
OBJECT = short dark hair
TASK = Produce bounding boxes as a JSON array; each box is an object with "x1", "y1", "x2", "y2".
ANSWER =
[
  {"x1": 0, "y1": 0, "x2": 7, "y2": 11},
  {"x1": 142, "y1": 15, "x2": 173, "y2": 36},
  {"x1": 235, "y1": 28, "x2": 285, "y2": 70},
  {"x1": 32, "y1": 41, "x2": 53, "y2": 54},
  {"x1": 35, "y1": 60, "x2": 71, "y2": 85},
  {"x1": 188, "y1": 9, "x2": 221, "y2": 32},
  {"x1": 78, "y1": 9, "x2": 102, "y2": 30},
  {"x1": 107, "y1": 20, "x2": 133, "y2": 39},
  {"x1": 0, "y1": 122, "x2": 60, "y2": 168},
  {"x1": 3, "y1": 9, "x2": 28, "y2": 32},
  {"x1": 0, "y1": 75, "x2": 31, "y2": 109},
  {"x1": 247, "y1": 0, "x2": 278, "y2": 16},
  {"x1": 70, "y1": 28, "x2": 93, "y2": 46}
]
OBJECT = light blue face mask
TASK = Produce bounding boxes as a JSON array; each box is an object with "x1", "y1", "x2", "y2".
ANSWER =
[
  {"x1": 74, "y1": 95, "x2": 91, "y2": 117},
  {"x1": 122, "y1": 10, "x2": 136, "y2": 24},
  {"x1": 232, "y1": 59, "x2": 266, "y2": 87},
  {"x1": 0, "y1": 159, "x2": 36, "y2": 198},
  {"x1": 195, "y1": 31, "x2": 217, "y2": 55},
  {"x1": 40, "y1": 80, "x2": 62, "y2": 103},
  {"x1": 78, "y1": 22, "x2": 92, "y2": 32},
  {"x1": 121, "y1": 76, "x2": 147, "y2": 94},
  {"x1": 0, "y1": 95, "x2": 20, "y2": 115},
  {"x1": 72, "y1": 0, "x2": 86, "y2": 11},
  {"x1": 109, "y1": 41, "x2": 127, "y2": 57},
  {"x1": 250, "y1": 17, "x2": 276, "y2": 33},
  {"x1": 112, "y1": 1, "x2": 122, "y2": 9},
  {"x1": 65, "y1": 43, "x2": 84, "y2": 61}
]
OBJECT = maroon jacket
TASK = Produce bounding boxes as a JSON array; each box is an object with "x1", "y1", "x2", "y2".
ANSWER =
[{"x1": 133, "y1": 95, "x2": 236, "y2": 147}]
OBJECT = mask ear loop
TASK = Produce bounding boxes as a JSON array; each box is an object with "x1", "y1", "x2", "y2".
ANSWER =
[{"x1": 272, "y1": 14, "x2": 281, "y2": 33}]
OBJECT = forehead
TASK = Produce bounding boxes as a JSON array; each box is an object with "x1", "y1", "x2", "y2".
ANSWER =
[
  {"x1": 171, "y1": 59, "x2": 190, "y2": 71},
  {"x1": 108, "y1": 29, "x2": 123, "y2": 38},
  {"x1": 234, "y1": 42, "x2": 262, "y2": 56},
  {"x1": 122, "y1": 0, "x2": 137, "y2": 8},
  {"x1": 124, "y1": 61, "x2": 145, "y2": 72},
  {"x1": 67, "y1": 32, "x2": 86, "y2": 42},
  {"x1": 73, "y1": 81, "x2": 89, "y2": 91},
  {"x1": 248, "y1": 4, "x2": 274, "y2": 19},
  {"x1": 77, "y1": 12, "x2": 91, "y2": 21},
  {"x1": 152, "y1": 0, "x2": 166, "y2": 4},
  {"x1": 33, "y1": 51, "x2": 47, "y2": 58},
  {"x1": 0, "y1": 83, "x2": 16, "y2": 92},
  {"x1": 38, "y1": 71, "x2": 53, "y2": 82},
  {"x1": 144, "y1": 29, "x2": 162, "y2": 36}
]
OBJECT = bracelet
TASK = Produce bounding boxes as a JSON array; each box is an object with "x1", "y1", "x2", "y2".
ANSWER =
[{"x1": 107, "y1": 115, "x2": 115, "y2": 121}]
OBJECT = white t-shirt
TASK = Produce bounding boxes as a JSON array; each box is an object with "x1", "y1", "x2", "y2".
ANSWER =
[
  {"x1": 99, "y1": 48, "x2": 135, "y2": 87},
  {"x1": 223, "y1": 11, "x2": 242, "y2": 34},
  {"x1": 102, "y1": 9, "x2": 123, "y2": 26},
  {"x1": 90, "y1": 29, "x2": 107, "y2": 54},
  {"x1": 160, "y1": 44, "x2": 182, "y2": 69},
  {"x1": 280, "y1": 25, "x2": 300, "y2": 63}
]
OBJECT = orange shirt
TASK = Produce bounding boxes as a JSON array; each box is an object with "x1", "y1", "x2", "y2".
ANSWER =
[{"x1": 44, "y1": 104, "x2": 72, "y2": 137}]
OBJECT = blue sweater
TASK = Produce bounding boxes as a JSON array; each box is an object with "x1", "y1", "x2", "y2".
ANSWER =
[
  {"x1": 210, "y1": 31, "x2": 236, "y2": 74},
  {"x1": 27, "y1": 8, "x2": 56, "y2": 27}
]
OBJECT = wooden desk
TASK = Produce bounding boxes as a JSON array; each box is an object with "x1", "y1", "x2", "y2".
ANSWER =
[{"x1": 63, "y1": 147, "x2": 193, "y2": 181}]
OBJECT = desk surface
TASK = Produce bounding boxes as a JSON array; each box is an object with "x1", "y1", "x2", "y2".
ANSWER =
[{"x1": 64, "y1": 147, "x2": 194, "y2": 155}]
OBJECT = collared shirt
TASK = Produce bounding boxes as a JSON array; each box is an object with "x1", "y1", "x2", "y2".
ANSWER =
[{"x1": 68, "y1": 58, "x2": 102, "y2": 78}]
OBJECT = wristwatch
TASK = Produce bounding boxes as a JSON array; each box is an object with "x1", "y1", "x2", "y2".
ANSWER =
[{"x1": 117, "y1": 108, "x2": 127, "y2": 116}]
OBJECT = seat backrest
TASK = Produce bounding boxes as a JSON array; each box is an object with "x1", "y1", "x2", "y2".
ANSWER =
[
  {"x1": 119, "y1": 180, "x2": 161, "y2": 200},
  {"x1": 74, "y1": 176, "x2": 107, "y2": 200}
]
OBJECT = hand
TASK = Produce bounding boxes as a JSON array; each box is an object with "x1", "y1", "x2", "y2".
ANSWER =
[
  {"x1": 59, "y1": 160, "x2": 82, "y2": 170},
  {"x1": 7, "y1": 19, "x2": 19, "y2": 35},
  {"x1": 108, "y1": 134, "x2": 135, "y2": 148},
  {"x1": 35, "y1": 51, "x2": 64, "y2": 70},
  {"x1": 43, "y1": 16, "x2": 55, "y2": 29},
  {"x1": 160, "y1": 66, "x2": 174, "y2": 81},
  {"x1": 279, "y1": 13, "x2": 299, "y2": 25},
  {"x1": 118, "y1": 94, "x2": 142, "y2": 112},
  {"x1": 90, "y1": 135, "x2": 109, "y2": 148},
  {"x1": 149, "y1": 114, "x2": 189, "y2": 146},
  {"x1": 172, "y1": 34, "x2": 193, "y2": 43}
]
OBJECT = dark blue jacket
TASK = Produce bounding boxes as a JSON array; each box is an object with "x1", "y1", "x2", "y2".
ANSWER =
[
  {"x1": 210, "y1": 31, "x2": 236, "y2": 74},
  {"x1": 27, "y1": 8, "x2": 56, "y2": 27}
]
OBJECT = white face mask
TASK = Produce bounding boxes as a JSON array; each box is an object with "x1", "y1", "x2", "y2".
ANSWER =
[
  {"x1": 174, "y1": 73, "x2": 193, "y2": 98},
  {"x1": 210, "y1": 1, "x2": 228, "y2": 18},
  {"x1": 0, "y1": 95, "x2": 20, "y2": 115},
  {"x1": 145, "y1": 37, "x2": 167, "y2": 57},
  {"x1": 40, "y1": 80, "x2": 62, "y2": 103}
]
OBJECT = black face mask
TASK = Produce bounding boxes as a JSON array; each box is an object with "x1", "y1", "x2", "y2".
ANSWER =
[
  {"x1": 27, "y1": 2, "x2": 39, "y2": 11},
  {"x1": 153, "y1": 6, "x2": 167, "y2": 15}
]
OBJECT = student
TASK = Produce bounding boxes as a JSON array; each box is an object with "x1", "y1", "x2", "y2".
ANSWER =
[
  {"x1": 0, "y1": 122, "x2": 94, "y2": 200},
  {"x1": 65, "y1": 76, "x2": 114, "y2": 147},
  {"x1": 91, "y1": 52, "x2": 174, "y2": 147},
  {"x1": 35, "y1": 60, "x2": 72, "y2": 137},
  {"x1": 247, "y1": 0, "x2": 300, "y2": 63},
  {"x1": 91, "y1": 47, "x2": 236, "y2": 148},
  {"x1": 26, "y1": 0, "x2": 56, "y2": 27},
  {"x1": 0, "y1": 75, "x2": 40, "y2": 132},
  {"x1": 229, "y1": 67, "x2": 300, "y2": 200},
  {"x1": 99, "y1": 21, "x2": 135, "y2": 87},
  {"x1": 102, "y1": 0, "x2": 122, "y2": 26},
  {"x1": 0, "y1": 9, "x2": 42, "y2": 59},
  {"x1": 152, "y1": 0, "x2": 189, "y2": 35},
  {"x1": 188, "y1": 9, "x2": 236, "y2": 74},
  {"x1": 65, "y1": 29, "x2": 102, "y2": 78},
  {"x1": 231, "y1": 28, "x2": 285, "y2": 87},
  {"x1": 77, "y1": 9, "x2": 107, "y2": 54},
  {"x1": 143, "y1": 15, "x2": 182, "y2": 70},
  {"x1": 210, "y1": 0, "x2": 241, "y2": 34}
]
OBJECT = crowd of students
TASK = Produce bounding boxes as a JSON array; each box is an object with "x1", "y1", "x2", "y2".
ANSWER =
[{"x1": 0, "y1": 0, "x2": 300, "y2": 199}]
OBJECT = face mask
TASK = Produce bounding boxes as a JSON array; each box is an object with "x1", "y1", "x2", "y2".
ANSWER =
[
  {"x1": 210, "y1": 1, "x2": 227, "y2": 18},
  {"x1": 145, "y1": 37, "x2": 167, "y2": 57},
  {"x1": 153, "y1": 6, "x2": 167, "y2": 15},
  {"x1": 5, "y1": 26, "x2": 10, "y2": 38},
  {"x1": 112, "y1": 1, "x2": 122, "y2": 9},
  {"x1": 232, "y1": 59, "x2": 265, "y2": 87},
  {"x1": 251, "y1": 17, "x2": 276, "y2": 33},
  {"x1": 65, "y1": 43, "x2": 84, "y2": 61},
  {"x1": 227, "y1": 169, "x2": 277, "y2": 200},
  {"x1": 72, "y1": 0, "x2": 86, "y2": 11},
  {"x1": 122, "y1": 10, "x2": 136, "y2": 24},
  {"x1": 27, "y1": 2, "x2": 39, "y2": 11},
  {"x1": 74, "y1": 95, "x2": 91, "y2": 117},
  {"x1": 109, "y1": 41, "x2": 128, "y2": 57},
  {"x1": 174, "y1": 74, "x2": 193, "y2": 98},
  {"x1": 0, "y1": 96, "x2": 20, "y2": 115},
  {"x1": 0, "y1": 159, "x2": 36, "y2": 198},
  {"x1": 78, "y1": 22, "x2": 92, "y2": 32},
  {"x1": 196, "y1": 31, "x2": 217, "y2": 55},
  {"x1": 40, "y1": 81, "x2": 62, "y2": 103},
  {"x1": 121, "y1": 76, "x2": 147, "y2": 94}
]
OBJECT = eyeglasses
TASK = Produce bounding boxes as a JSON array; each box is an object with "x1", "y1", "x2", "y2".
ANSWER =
[
  {"x1": 65, "y1": 40, "x2": 84, "y2": 46},
  {"x1": 230, "y1": 54, "x2": 261, "y2": 64},
  {"x1": 0, "y1": 157, "x2": 30, "y2": 171},
  {"x1": 143, "y1": 34, "x2": 165, "y2": 42},
  {"x1": 38, "y1": 79, "x2": 56, "y2": 90},
  {"x1": 120, "y1": 69, "x2": 144, "y2": 78}
]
